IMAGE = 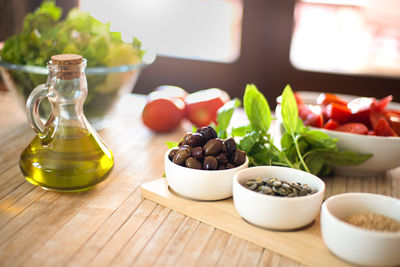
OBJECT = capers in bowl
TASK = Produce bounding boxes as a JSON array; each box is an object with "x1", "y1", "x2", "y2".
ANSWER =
[{"x1": 169, "y1": 126, "x2": 247, "y2": 170}]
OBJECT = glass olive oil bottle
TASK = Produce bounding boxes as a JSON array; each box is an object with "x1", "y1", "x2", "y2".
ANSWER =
[{"x1": 20, "y1": 54, "x2": 114, "y2": 192}]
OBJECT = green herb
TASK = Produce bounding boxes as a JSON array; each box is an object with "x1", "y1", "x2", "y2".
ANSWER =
[
  {"x1": 243, "y1": 84, "x2": 271, "y2": 132},
  {"x1": 165, "y1": 141, "x2": 179, "y2": 149},
  {"x1": 0, "y1": 1, "x2": 144, "y2": 67},
  {"x1": 215, "y1": 98, "x2": 241, "y2": 139},
  {"x1": 217, "y1": 84, "x2": 372, "y2": 176},
  {"x1": 0, "y1": 1, "x2": 145, "y2": 120}
]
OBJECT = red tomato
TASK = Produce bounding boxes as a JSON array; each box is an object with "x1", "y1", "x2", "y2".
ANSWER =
[
  {"x1": 317, "y1": 93, "x2": 347, "y2": 106},
  {"x1": 185, "y1": 88, "x2": 230, "y2": 127},
  {"x1": 142, "y1": 98, "x2": 185, "y2": 132},
  {"x1": 347, "y1": 97, "x2": 375, "y2": 129},
  {"x1": 323, "y1": 119, "x2": 339, "y2": 130},
  {"x1": 149, "y1": 85, "x2": 188, "y2": 102},
  {"x1": 324, "y1": 103, "x2": 351, "y2": 124},
  {"x1": 367, "y1": 130, "x2": 376, "y2": 136},
  {"x1": 387, "y1": 109, "x2": 400, "y2": 117},
  {"x1": 298, "y1": 105, "x2": 323, "y2": 128},
  {"x1": 294, "y1": 92, "x2": 303, "y2": 106},
  {"x1": 374, "y1": 95, "x2": 393, "y2": 113},
  {"x1": 369, "y1": 95, "x2": 394, "y2": 129},
  {"x1": 374, "y1": 117, "x2": 397, "y2": 137},
  {"x1": 335, "y1": 123, "x2": 368, "y2": 135},
  {"x1": 384, "y1": 111, "x2": 400, "y2": 136}
]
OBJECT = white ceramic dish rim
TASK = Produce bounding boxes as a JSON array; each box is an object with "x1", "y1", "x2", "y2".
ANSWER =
[
  {"x1": 166, "y1": 147, "x2": 249, "y2": 173},
  {"x1": 297, "y1": 91, "x2": 400, "y2": 140},
  {"x1": 323, "y1": 192, "x2": 400, "y2": 238},
  {"x1": 234, "y1": 166, "x2": 325, "y2": 201}
]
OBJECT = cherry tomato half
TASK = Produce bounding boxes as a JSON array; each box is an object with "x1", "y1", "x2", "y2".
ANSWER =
[
  {"x1": 185, "y1": 88, "x2": 230, "y2": 127},
  {"x1": 323, "y1": 119, "x2": 339, "y2": 130},
  {"x1": 142, "y1": 98, "x2": 186, "y2": 132},
  {"x1": 299, "y1": 105, "x2": 323, "y2": 128},
  {"x1": 335, "y1": 123, "x2": 368, "y2": 135},
  {"x1": 317, "y1": 93, "x2": 347, "y2": 106},
  {"x1": 384, "y1": 111, "x2": 400, "y2": 136},
  {"x1": 347, "y1": 97, "x2": 375, "y2": 129},
  {"x1": 374, "y1": 117, "x2": 397, "y2": 137},
  {"x1": 324, "y1": 103, "x2": 352, "y2": 124}
]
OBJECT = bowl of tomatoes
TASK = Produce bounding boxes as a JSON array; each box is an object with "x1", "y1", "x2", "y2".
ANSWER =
[{"x1": 293, "y1": 91, "x2": 400, "y2": 175}]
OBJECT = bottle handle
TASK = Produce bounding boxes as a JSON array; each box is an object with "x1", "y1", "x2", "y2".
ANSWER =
[{"x1": 26, "y1": 83, "x2": 51, "y2": 135}]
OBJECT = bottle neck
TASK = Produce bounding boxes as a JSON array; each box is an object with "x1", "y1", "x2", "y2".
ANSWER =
[{"x1": 46, "y1": 60, "x2": 88, "y2": 126}]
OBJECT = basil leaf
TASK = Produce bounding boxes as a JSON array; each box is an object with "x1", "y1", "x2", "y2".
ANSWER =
[
  {"x1": 307, "y1": 149, "x2": 372, "y2": 166},
  {"x1": 243, "y1": 84, "x2": 271, "y2": 132},
  {"x1": 281, "y1": 85, "x2": 298, "y2": 136},
  {"x1": 166, "y1": 141, "x2": 179, "y2": 149},
  {"x1": 251, "y1": 148, "x2": 281, "y2": 166},
  {"x1": 280, "y1": 132, "x2": 294, "y2": 152},
  {"x1": 300, "y1": 130, "x2": 337, "y2": 150},
  {"x1": 232, "y1": 125, "x2": 250, "y2": 137},
  {"x1": 319, "y1": 165, "x2": 332, "y2": 176},
  {"x1": 216, "y1": 98, "x2": 241, "y2": 138},
  {"x1": 239, "y1": 131, "x2": 260, "y2": 153},
  {"x1": 304, "y1": 154, "x2": 325, "y2": 175}
]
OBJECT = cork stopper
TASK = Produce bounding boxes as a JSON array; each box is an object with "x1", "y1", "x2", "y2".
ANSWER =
[
  {"x1": 50, "y1": 54, "x2": 83, "y2": 79},
  {"x1": 51, "y1": 54, "x2": 83, "y2": 65}
]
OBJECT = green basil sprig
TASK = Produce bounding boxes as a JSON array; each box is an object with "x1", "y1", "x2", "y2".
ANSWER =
[{"x1": 215, "y1": 84, "x2": 372, "y2": 176}]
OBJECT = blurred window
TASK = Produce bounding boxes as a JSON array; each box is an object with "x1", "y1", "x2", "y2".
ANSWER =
[
  {"x1": 80, "y1": 0, "x2": 243, "y2": 63},
  {"x1": 290, "y1": 0, "x2": 400, "y2": 77}
]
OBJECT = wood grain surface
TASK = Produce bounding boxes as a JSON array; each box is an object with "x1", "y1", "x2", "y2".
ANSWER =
[{"x1": 0, "y1": 91, "x2": 399, "y2": 267}]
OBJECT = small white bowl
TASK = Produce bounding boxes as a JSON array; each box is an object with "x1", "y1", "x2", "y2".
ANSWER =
[
  {"x1": 164, "y1": 148, "x2": 249, "y2": 201},
  {"x1": 232, "y1": 166, "x2": 325, "y2": 230},
  {"x1": 321, "y1": 193, "x2": 400, "y2": 266}
]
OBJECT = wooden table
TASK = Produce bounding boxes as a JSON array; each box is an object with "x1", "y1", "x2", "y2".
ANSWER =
[{"x1": 0, "y1": 91, "x2": 399, "y2": 267}]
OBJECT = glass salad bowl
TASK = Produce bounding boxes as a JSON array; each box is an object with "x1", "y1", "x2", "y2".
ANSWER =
[{"x1": 0, "y1": 51, "x2": 155, "y2": 129}]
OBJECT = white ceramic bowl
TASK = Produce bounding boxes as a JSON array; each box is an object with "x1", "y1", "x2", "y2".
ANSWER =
[
  {"x1": 320, "y1": 193, "x2": 400, "y2": 266},
  {"x1": 316, "y1": 127, "x2": 400, "y2": 175},
  {"x1": 278, "y1": 91, "x2": 400, "y2": 175},
  {"x1": 232, "y1": 166, "x2": 325, "y2": 230},
  {"x1": 164, "y1": 148, "x2": 249, "y2": 201}
]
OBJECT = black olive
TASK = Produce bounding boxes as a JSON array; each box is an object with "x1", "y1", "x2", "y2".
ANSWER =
[
  {"x1": 190, "y1": 147, "x2": 204, "y2": 161},
  {"x1": 185, "y1": 133, "x2": 205, "y2": 147},
  {"x1": 204, "y1": 139, "x2": 223, "y2": 156},
  {"x1": 218, "y1": 164, "x2": 226, "y2": 170},
  {"x1": 231, "y1": 150, "x2": 246, "y2": 166},
  {"x1": 216, "y1": 154, "x2": 228, "y2": 164},
  {"x1": 178, "y1": 133, "x2": 192, "y2": 147},
  {"x1": 168, "y1": 149, "x2": 178, "y2": 161},
  {"x1": 226, "y1": 163, "x2": 235, "y2": 169},
  {"x1": 203, "y1": 156, "x2": 218, "y2": 170},
  {"x1": 221, "y1": 143, "x2": 227, "y2": 155},
  {"x1": 224, "y1": 138, "x2": 236, "y2": 155},
  {"x1": 185, "y1": 157, "x2": 202, "y2": 169},
  {"x1": 173, "y1": 147, "x2": 191, "y2": 166},
  {"x1": 197, "y1": 126, "x2": 217, "y2": 142}
]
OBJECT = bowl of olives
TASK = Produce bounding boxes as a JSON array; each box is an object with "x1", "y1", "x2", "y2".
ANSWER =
[{"x1": 165, "y1": 126, "x2": 249, "y2": 201}]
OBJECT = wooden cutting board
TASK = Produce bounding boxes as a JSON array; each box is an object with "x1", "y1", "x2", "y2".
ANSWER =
[{"x1": 141, "y1": 178, "x2": 351, "y2": 267}]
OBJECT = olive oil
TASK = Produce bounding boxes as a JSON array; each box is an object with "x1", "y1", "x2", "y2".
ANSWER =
[{"x1": 20, "y1": 126, "x2": 114, "y2": 192}]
